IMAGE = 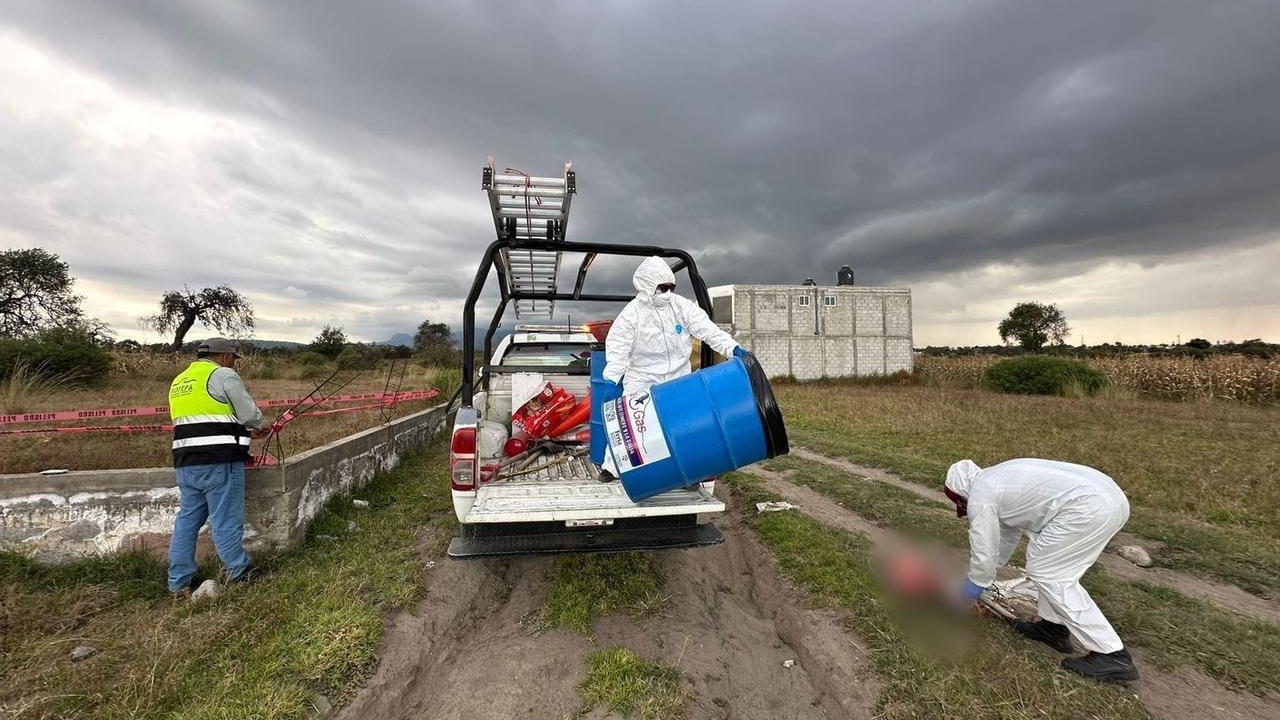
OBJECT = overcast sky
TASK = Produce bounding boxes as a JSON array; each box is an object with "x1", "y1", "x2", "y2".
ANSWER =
[{"x1": 2, "y1": 1, "x2": 1278, "y2": 346}]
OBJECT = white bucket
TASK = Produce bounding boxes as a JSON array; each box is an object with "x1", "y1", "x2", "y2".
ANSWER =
[{"x1": 477, "y1": 420, "x2": 509, "y2": 460}]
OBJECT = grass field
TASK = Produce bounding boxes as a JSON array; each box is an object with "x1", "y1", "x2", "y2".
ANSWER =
[
  {"x1": 915, "y1": 353, "x2": 1280, "y2": 403},
  {"x1": 3, "y1": 378, "x2": 1276, "y2": 719},
  {"x1": 0, "y1": 445, "x2": 455, "y2": 719},
  {"x1": 774, "y1": 383, "x2": 1280, "y2": 595},
  {"x1": 761, "y1": 454, "x2": 1280, "y2": 694},
  {"x1": 0, "y1": 354, "x2": 458, "y2": 474}
]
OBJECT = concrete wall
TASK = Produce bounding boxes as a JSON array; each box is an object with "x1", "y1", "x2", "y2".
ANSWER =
[
  {"x1": 722, "y1": 285, "x2": 913, "y2": 380},
  {"x1": 0, "y1": 404, "x2": 449, "y2": 563}
]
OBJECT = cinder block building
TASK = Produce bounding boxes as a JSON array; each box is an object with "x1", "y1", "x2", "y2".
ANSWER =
[{"x1": 709, "y1": 266, "x2": 913, "y2": 380}]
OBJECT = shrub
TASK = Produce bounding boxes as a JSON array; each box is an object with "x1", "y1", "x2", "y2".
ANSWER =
[
  {"x1": 296, "y1": 365, "x2": 330, "y2": 381},
  {"x1": 297, "y1": 351, "x2": 330, "y2": 367},
  {"x1": 983, "y1": 356, "x2": 1108, "y2": 397},
  {"x1": 414, "y1": 345, "x2": 460, "y2": 369},
  {"x1": 335, "y1": 346, "x2": 379, "y2": 371},
  {"x1": 0, "y1": 327, "x2": 111, "y2": 387},
  {"x1": 243, "y1": 357, "x2": 281, "y2": 380}
]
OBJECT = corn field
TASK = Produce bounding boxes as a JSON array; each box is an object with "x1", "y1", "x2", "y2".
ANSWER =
[{"x1": 915, "y1": 354, "x2": 1280, "y2": 403}]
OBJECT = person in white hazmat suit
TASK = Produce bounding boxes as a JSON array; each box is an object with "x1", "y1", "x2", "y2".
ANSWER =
[
  {"x1": 945, "y1": 458, "x2": 1139, "y2": 682},
  {"x1": 598, "y1": 256, "x2": 747, "y2": 482}
]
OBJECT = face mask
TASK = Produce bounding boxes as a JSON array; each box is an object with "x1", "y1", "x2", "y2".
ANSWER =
[{"x1": 653, "y1": 292, "x2": 674, "y2": 308}]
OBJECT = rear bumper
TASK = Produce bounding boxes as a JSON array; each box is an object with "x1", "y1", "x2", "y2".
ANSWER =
[{"x1": 447, "y1": 515, "x2": 723, "y2": 558}]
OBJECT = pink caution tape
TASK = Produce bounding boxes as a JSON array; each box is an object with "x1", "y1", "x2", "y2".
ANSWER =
[
  {"x1": 0, "y1": 389, "x2": 440, "y2": 426},
  {"x1": 0, "y1": 389, "x2": 441, "y2": 435}
]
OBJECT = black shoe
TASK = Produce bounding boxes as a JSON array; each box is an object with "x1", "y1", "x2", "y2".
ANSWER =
[
  {"x1": 226, "y1": 564, "x2": 275, "y2": 585},
  {"x1": 1062, "y1": 648, "x2": 1140, "y2": 683},
  {"x1": 597, "y1": 470, "x2": 616, "y2": 483},
  {"x1": 1014, "y1": 619, "x2": 1074, "y2": 654},
  {"x1": 169, "y1": 575, "x2": 202, "y2": 599}
]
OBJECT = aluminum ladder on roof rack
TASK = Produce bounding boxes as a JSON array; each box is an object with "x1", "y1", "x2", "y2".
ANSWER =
[{"x1": 483, "y1": 158, "x2": 576, "y2": 320}]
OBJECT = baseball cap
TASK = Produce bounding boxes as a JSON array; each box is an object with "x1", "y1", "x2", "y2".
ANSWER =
[{"x1": 198, "y1": 337, "x2": 243, "y2": 358}]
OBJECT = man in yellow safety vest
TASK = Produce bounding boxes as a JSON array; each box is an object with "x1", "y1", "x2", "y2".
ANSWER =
[{"x1": 166, "y1": 337, "x2": 271, "y2": 596}]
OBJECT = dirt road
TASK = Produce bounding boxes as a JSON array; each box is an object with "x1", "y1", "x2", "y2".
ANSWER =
[{"x1": 338, "y1": 506, "x2": 878, "y2": 720}]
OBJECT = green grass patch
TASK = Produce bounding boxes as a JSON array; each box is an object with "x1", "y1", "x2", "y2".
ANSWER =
[
  {"x1": 532, "y1": 553, "x2": 669, "y2": 635},
  {"x1": 1, "y1": 444, "x2": 455, "y2": 719},
  {"x1": 1120, "y1": 511, "x2": 1280, "y2": 597},
  {"x1": 1087, "y1": 574, "x2": 1280, "y2": 695},
  {"x1": 724, "y1": 471, "x2": 1153, "y2": 720},
  {"x1": 575, "y1": 647, "x2": 688, "y2": 720},
  {"x1": 0, "y1": 548, "x2": 168, "y2": 601},
  {"x1": 755, "y1": 456, "x2": 1280, "y2": 695},
  {"x1": 775, "y1": 383, "x2": 1280, "y2": 594}
]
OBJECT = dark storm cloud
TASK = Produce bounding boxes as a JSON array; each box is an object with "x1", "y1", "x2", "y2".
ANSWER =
[{"x1": 4, "y1": 0, "x2": 1280, "y2": 340}]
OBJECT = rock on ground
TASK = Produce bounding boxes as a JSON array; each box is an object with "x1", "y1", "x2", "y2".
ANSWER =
[
  {"x1": 1118, "y1": 545, "x2": 1154, "y2": 568},
  {"x1": 192, "y1": 580, "x2": 222, "y2": 602},
  {"x1": 70, "y1": 645, "x2": 96, "y2": 662}
]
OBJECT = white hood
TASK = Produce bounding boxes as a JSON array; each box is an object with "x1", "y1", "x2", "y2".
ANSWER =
[
  {"x1": 632, "y1": 256, "x2": 676, "y2": 298},
  {"x1": 945, "y1": 459, "x2": 982, "y2": 499}
]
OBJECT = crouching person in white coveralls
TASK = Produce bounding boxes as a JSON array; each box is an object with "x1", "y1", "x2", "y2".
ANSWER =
[
  {"x1": 598, "y1": 256, "x2": 745, "y2": 483},
  {"x1": 944, "y1": 458, "x2": 1139, "y2": 683}
]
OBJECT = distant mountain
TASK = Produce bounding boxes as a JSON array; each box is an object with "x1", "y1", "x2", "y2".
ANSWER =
[
  {"x1": 372, "y1": 329, "x2": 490, "y2": 349},
  {"x1": 374, "y1": 333, "x2": 415, "y2": 347}
]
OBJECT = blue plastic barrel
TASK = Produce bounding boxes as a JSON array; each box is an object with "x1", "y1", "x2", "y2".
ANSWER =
[
  {"x1": 589, "y1": 351, "x2": 608, "y2": 465},
  {"x1": 598, "y1": 354, "x2": 789, "y2": 502}
]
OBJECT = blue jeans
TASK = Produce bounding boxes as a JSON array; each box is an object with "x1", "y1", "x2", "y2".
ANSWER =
[{"x1": 167, "y1": 462, "x2": 252, "y2": 591}]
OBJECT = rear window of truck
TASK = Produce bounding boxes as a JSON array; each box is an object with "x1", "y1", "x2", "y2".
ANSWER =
[{"x1": 501, "y1": 343, "x2": 591, "y2": 368}]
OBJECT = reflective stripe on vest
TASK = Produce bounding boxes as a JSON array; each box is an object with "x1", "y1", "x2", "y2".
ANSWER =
[{"x1": 168, "y1": 360, "x2": 250, "y2": 467}]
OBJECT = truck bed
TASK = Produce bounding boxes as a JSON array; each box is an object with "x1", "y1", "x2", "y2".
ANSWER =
[{"x1": 451, "y1": 366, "x2": 725, "y2": 557}]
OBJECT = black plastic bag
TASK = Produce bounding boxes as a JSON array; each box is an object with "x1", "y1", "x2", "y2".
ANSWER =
[{"x1": 740, "y1": 353, "x2": 789, "y2": 458}]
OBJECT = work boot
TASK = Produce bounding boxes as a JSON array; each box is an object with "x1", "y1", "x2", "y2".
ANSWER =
[
  {"x1": 169, "y1": 575, "x2": 202, "y2": 600},
  {"x1": 1062, "y1": 648, "x2": 1140, "y2": 683},
  {"x1": 1014, "y1": 619, "x2": 1074, "y2": 653}
]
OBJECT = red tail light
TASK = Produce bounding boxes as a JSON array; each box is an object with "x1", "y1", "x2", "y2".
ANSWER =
[
  {"x1": 451, "y1": 427, "x2": 477, "y2": 454},
  {"x1": 450, "y1": 426, "x2": 477, "y2": 491}
]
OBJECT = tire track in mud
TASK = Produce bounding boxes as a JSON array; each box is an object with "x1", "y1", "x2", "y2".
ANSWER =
[
  {"x1": 789, "y1": 446, "x2": 1280, "y2": 627},
  {"x1": 339, "y1": 510, "x2": 878, "y2": 720},
  {"x1": 748, "y1": 465, "x2": 1280, "y2": 720}
]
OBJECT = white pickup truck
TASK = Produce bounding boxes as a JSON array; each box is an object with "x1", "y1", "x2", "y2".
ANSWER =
[{"x1": 447, "y1": 324, "x2": 725, "y2": 557}]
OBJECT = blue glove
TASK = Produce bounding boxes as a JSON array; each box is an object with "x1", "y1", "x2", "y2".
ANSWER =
[
  {"x1": 732, "y1": 346, "x2": 749, "y2": 358},
  {"x1": 962, "y1": 579, "x2": 987, "y2": 600},
  {"x1": 602, "y1": 379, "x2": 623, "y2": 401}
]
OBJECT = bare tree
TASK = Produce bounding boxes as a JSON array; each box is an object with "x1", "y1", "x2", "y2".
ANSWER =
[
  {"x1": 142, "y1": 285, "x2": 255, "y2": 351},
  {"x1": 0, "y1": 248, "x2": 85, "y2": 338}
]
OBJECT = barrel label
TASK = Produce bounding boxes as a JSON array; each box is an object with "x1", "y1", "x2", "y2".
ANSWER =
[{"x1": 602, "y1": 391, "x2": 670, "y2": 473}]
